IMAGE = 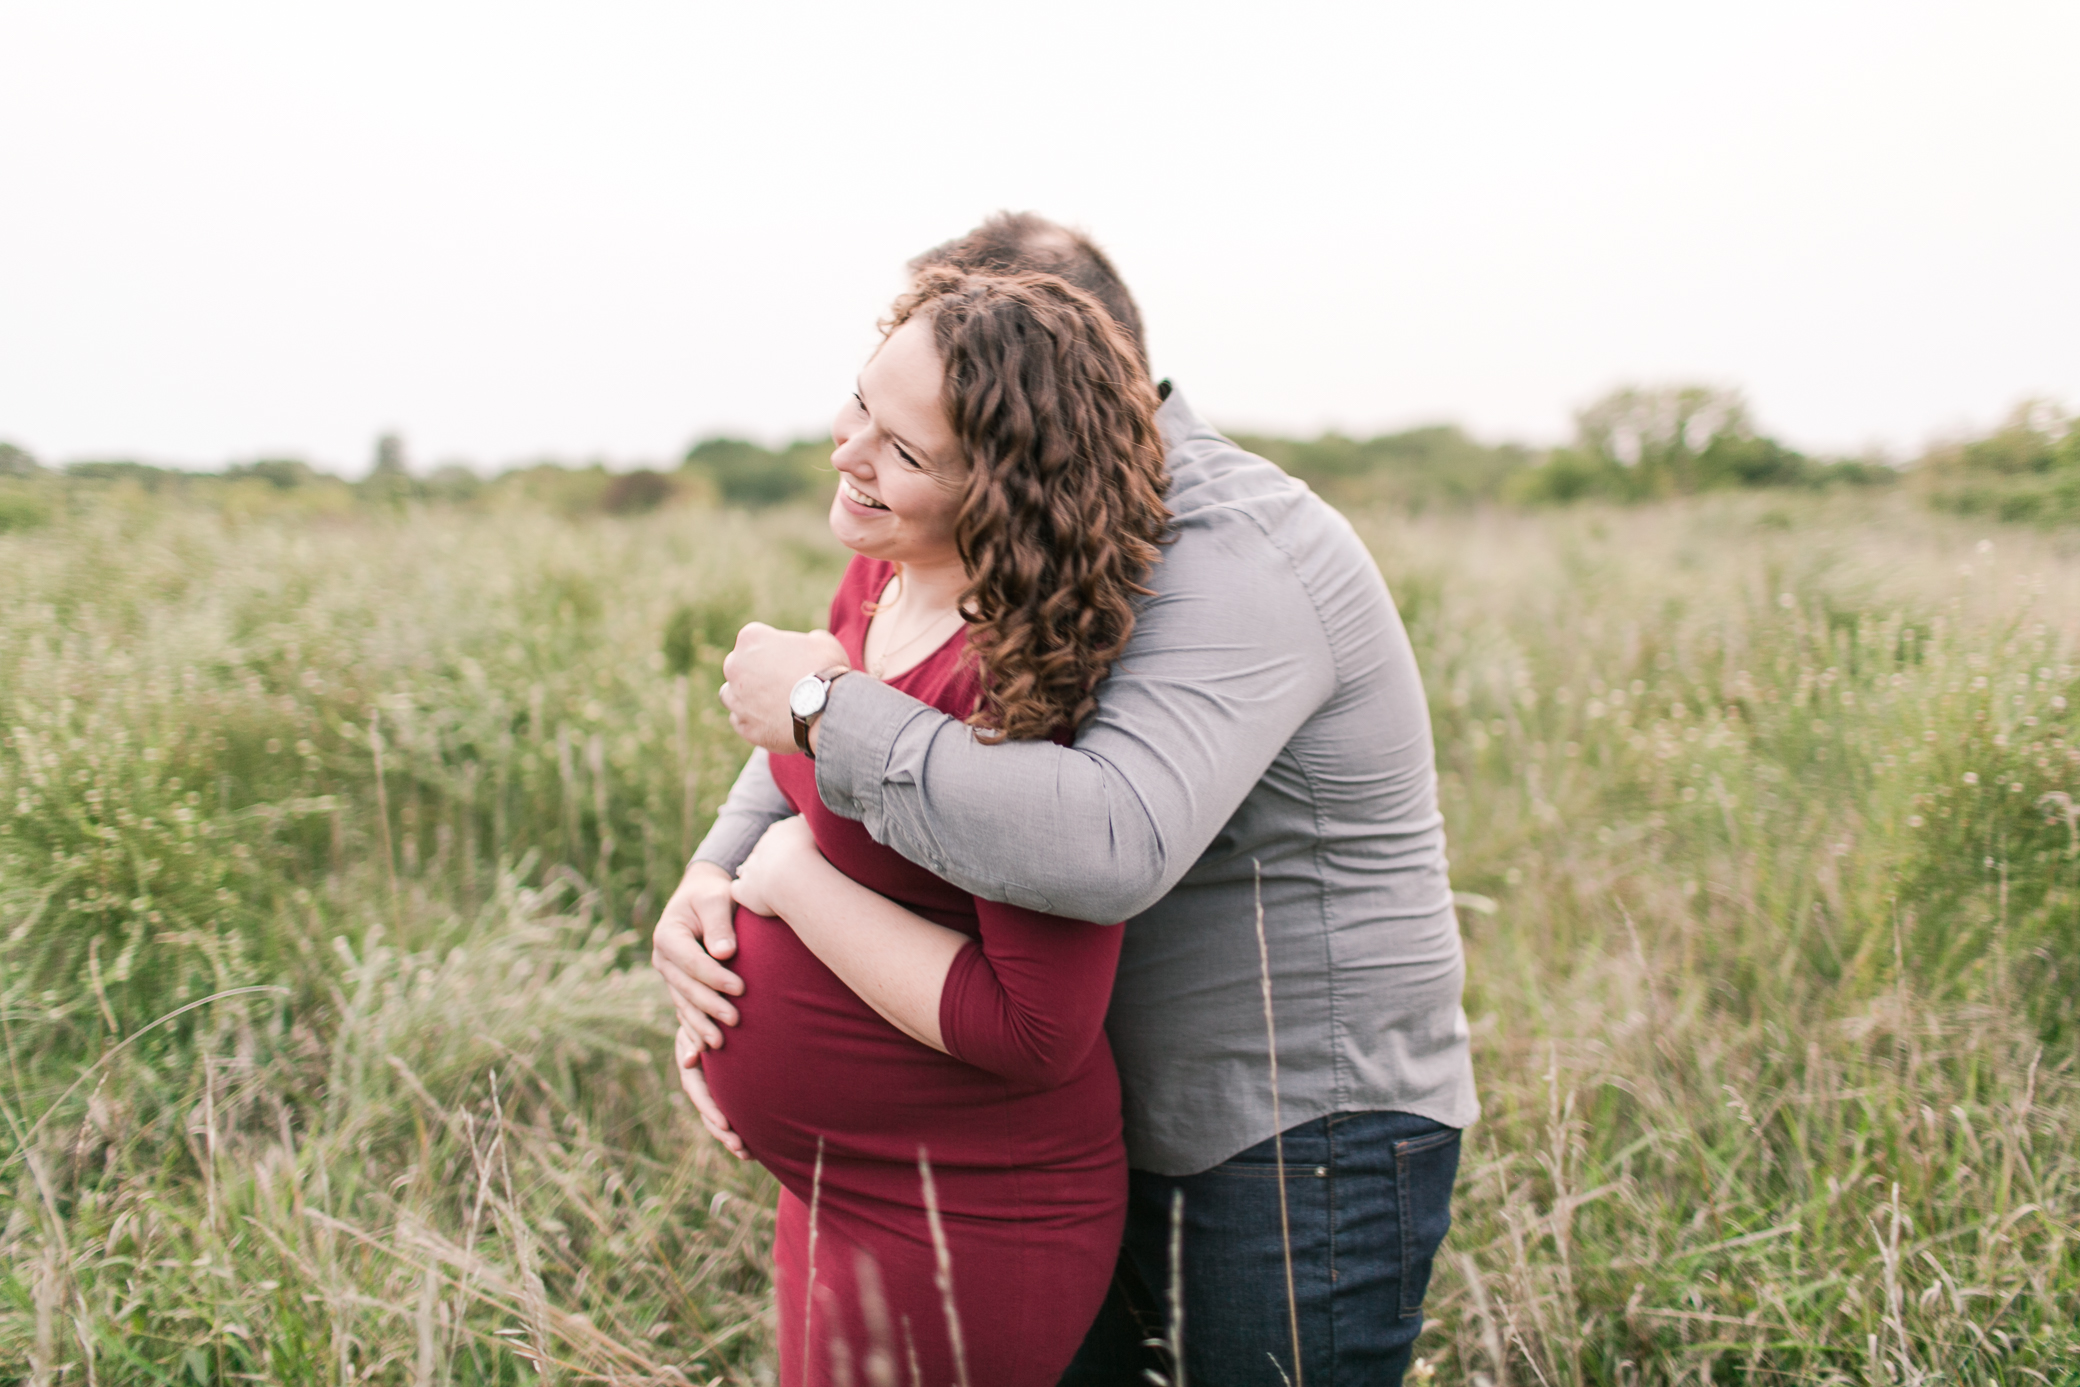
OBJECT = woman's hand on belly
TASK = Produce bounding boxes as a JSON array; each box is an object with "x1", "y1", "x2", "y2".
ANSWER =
[
  {"x1": 674, "y1": 1023, "x2": 748, "y2": 1159},
  {"x1": 729, "y1": 814, "x2": 820, "y2": 919},
  {"x1": 731, "y1": 815, "x2": 967, "y2": 1053}
]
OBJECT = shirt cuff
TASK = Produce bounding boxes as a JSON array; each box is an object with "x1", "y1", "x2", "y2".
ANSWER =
[{"x1": 812, "y1": 673, "x2": 921, "y2": 831}]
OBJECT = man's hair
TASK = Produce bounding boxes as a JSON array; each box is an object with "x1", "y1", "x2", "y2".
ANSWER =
[{"x1": 909, "y1": 212, "x2": 1147, "y2": 367}]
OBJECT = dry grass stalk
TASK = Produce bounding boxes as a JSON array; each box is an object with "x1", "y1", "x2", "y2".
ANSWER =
[
  {"x1": 805, "y1": 1134, "x2": 826, "y2": 1387},
  {"x1": 1251, "y1": 863, "x2": 1303, "y2": 1387},
  {"x1": 370, "y1": 709, "x2": 402, "y2": 930},
  {"x1": 1166, "y1": 1187, "x2": 1186, "y2": 1387},
  {"x1": 915, "y1": 1147, "x2": 971, "y2": 1387}
]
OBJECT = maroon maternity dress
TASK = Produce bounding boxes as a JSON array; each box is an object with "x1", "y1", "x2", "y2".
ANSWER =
[{"x1": 701, "y1": 555, "x2": 1127, "y2": 1387}]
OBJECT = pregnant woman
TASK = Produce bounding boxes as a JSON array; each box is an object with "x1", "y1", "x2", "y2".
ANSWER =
[{"x1": 690, "y1": 269, "x2": 1171, "y2": 1387}]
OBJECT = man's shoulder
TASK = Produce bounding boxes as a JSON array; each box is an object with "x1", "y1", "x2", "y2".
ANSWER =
[
  {"x1": 1157, "y1": 387, "x2": 1371, "y2": 570},
  {"x1": 1158, "y1": 385, "x2": 1304, "y2": 522}
]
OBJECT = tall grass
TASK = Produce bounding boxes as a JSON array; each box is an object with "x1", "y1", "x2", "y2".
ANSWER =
[
  {"x1": 1364, "y1": 494, "x2": 2080, "y2": 1384},
  {"x1": 1, "y1": 499, "x2": 843, "y2": 1382},
  {"x1": 2, "y1": 487, "x2": 2075, "y2": 1382}
]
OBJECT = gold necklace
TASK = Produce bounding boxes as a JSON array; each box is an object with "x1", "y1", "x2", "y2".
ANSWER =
[{"x1": 866, "y1": 583, "x2": 964, "y2": 679}]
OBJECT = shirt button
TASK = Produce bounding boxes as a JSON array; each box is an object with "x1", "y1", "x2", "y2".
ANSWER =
[{"x1": 1314, "y1": 1166, "x2": 1328, "y2": 1178}]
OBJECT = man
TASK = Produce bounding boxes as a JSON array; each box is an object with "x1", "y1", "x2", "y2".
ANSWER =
[{"x1": 653, "y1": 213, "x2": 1477, "y2": 1386}]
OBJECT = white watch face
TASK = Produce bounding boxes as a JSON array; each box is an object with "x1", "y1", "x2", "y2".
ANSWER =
[{"x1": 789, "y1": 673, "x2": 828, "y2": 720}]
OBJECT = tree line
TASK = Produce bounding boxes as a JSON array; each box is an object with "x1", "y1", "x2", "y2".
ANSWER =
[{"x1": 5, "y1": 386, "x2": 2078, "y2": 531}]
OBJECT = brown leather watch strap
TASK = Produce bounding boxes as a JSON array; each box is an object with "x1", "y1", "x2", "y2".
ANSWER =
[{"x1": 792, "y1": 665, "x2": 852, "y2": 759}]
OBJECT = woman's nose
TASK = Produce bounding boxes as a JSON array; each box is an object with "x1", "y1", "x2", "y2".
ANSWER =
[
  {"x1": 830, "y1": 424, "x2": 873, "y2": 474},
  {"x1": 830, "y1": 406, "x2": 865, "y2": 462}
]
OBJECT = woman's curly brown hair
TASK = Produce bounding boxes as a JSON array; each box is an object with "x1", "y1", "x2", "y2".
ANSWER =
[{"x1": 885, "y1": 269, "x2": 1172, "y2": 742}]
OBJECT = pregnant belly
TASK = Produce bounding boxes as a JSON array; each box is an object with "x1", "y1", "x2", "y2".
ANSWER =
[{"x1": 701, "y1": 907, "x2": 1007, "y2": 1182}]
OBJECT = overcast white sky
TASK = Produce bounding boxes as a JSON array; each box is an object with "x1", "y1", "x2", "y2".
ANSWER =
[{"x1": 3, "y1": 1, "x2": 2075, "y2": 474}]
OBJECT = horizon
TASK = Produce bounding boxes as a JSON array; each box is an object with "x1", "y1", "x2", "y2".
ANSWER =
[{"x1": 4, "y1": 1, "x2": 2075, "y2": 473}]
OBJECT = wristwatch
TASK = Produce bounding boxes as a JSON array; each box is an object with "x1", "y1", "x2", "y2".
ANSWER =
[{"x1": 788, "y1": 665, "x2": 852, "y2": 758}]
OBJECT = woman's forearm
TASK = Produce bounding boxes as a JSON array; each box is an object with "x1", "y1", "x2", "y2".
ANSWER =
[{"x1": 772, "y1": 861, "x2": 968, "y2": 1052}]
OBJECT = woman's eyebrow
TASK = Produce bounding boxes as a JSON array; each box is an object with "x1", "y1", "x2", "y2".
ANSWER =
[{"x1": 855, "y1": 381, "x2": 937, "y2": 468}]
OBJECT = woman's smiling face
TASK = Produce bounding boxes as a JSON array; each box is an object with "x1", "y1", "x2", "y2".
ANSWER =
[{"x1": 827, "y1": 315, "x2": 967, "y2": 566}]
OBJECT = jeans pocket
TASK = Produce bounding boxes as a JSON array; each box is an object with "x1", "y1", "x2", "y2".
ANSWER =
[{"x1": 1394, "y1": 1126, "x2": 1461, "y2": 1318}]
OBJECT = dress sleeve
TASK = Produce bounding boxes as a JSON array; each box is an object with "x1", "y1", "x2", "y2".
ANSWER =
[{"x1": 936, "y1": 898, "x2": 1123, "y2": 1088}]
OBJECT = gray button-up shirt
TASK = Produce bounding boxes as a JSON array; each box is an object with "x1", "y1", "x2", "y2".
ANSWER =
[{"x1": 694, "y1": 386, "x2": 1478, "y2": 1176}]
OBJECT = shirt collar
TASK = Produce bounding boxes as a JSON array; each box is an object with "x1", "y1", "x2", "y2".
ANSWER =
[{"x1": 1154, "y1": 380, "x2": 1212, "y2": 454}]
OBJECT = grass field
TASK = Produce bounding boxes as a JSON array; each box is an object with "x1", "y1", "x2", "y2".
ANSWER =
[{"x1": 2, "y1": 482, "x2": 2076, "y2": 1384}]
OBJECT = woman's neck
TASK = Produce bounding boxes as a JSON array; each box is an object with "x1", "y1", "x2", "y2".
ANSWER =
[
  {"x1": 863, "y1": 552, "x2": 970, "y2": 681},
  {"x1": 888, "y1": 554, "x2": 967, "y2": 617}
]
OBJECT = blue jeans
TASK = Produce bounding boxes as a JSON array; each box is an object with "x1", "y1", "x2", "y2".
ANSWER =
[{"x1": 1059, "y1": 1111, "x2": 1461, "y2": 1387}]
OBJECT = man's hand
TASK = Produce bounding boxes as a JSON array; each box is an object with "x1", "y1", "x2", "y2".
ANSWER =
[
  {"x1": 674, "y1": 1025, "x2": 746, "y2": 1159},
  {"x1": 718, "y1": 623, "x2": 849, "y2": 756},
  {"x1": 651, "y1": 859, "x2": 744, "y2": 1051}
]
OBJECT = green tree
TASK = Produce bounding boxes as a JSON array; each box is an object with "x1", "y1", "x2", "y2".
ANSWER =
[
  {"x1": 1918, "y1": 399, "x2": 2080, "y2": 525},
  {"x1": 681, "y1": 437, "x2": 831, "y2": 508},
  {"x1": 423, "y1": 462, "x2": 484, "y2": 503},
  {"x1": 224, "y1": 458, "x2": 320, "y2": 490},
  {"x1": 1959, "y1": 399, "x2": 2071, "y2": 475},
  {"x1": 358, "y1": 432, "x2": 417, "y2": 507},
  {"x1": 602, "y1": 469, "x2": 676, "y2": 514},
  {"x1": 1231, "y1": 426, "x2": 1531, "y2": 510},
  {"x1": 0, "y1": 445, "x2": 49, "y2": 531},
  {"x1": 1577, "y1": 385, "x2": 1749, "y2": 497},
  {"x1": 63, "y1": 459, "x2": 182, "y2": 490},
  {"x1": 0, "y1": 441, "x2": 40, "y2": 477},
  {"x1": 1511, "y1": 384, "x2": 1834, "y2": 503}
]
